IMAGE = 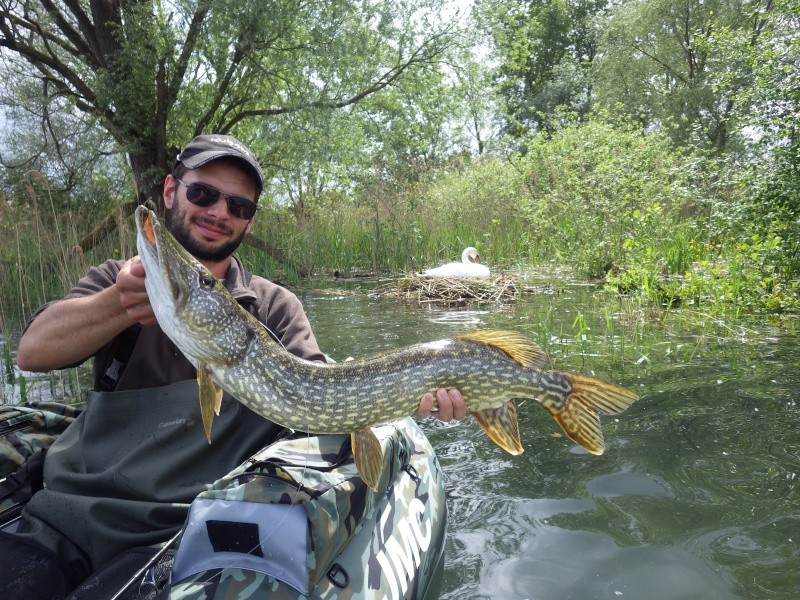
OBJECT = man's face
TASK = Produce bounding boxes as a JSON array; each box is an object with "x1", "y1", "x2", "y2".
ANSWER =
[{"x1": 163, "y1": 161, "x2": 257, "y2": 263}]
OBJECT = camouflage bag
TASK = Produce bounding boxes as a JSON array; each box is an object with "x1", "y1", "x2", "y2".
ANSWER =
[
  {"x1": 169, "y1": 417, "x2": 447, "y2": 600},
  {"x1": 0, "y1": 402, "x2": 82, "y2": 518}
]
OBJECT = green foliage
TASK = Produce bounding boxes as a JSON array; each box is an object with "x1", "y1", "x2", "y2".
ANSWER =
[
  {"x1": 2, "y1": 0, "x2": 799, "y2": 324},
  {"x1": 1, "y1": 0, "x2": 466, "y2": 204},
  {"x1": 244, "y1": 156, "x2": 532, "y2": 276},
  {"x1": 236, "y1": 109, "x2": 800, "y2": 316},
  {"x1": 719, "y1": 0, "x2": 800, "y2": 249},
  {"x1": 476, "y1": 0, "x2": 606, "y2": 134},
  {"x1": 512, "y1": 113, "x2": 711, "y2": 277},
  {"x1": 0, "y1": 179, "x2": 135, "y2": 326},
  {"x1": 607, "y1": 193, "x2": 800, "y2": 315},
  {"x1": 595, "y1": 0, "x2": 776, "y2": 154}
]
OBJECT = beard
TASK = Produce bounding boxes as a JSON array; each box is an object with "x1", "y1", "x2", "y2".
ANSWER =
[{"x1": 166, "y1": 203, "x2": 248, "y2": 262}]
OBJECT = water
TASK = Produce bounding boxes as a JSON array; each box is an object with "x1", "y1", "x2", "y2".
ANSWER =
[
  {"x1": 297, "y1": 277, "x2": 799, "y2": 600},
  {"x1": 4, "y1": 275, "x2": 799, "y2": 599}
]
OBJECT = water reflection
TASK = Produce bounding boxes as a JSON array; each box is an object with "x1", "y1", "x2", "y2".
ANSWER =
[
  {"x1": 586, "y1": 471, "x2": 673, "y2": 498},
  {"x1": 470, "y1": 527, "x2": 739, "y2": 600},
  {"x1": 424, "y1": 310, "x2": 490, "y2": 327}
]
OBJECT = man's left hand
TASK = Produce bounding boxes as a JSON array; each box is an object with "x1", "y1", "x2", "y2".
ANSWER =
[{"x1": 416, "y1": 388, "x2": 466, "y2": 422}]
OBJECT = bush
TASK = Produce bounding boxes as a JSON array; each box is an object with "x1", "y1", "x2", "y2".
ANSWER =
[{"x1": 514, "y1": 113, "x2": 713, "y2": 277}]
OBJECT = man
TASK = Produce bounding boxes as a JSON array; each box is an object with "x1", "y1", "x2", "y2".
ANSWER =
[{"x1": 5, "y1": 134, "x2": 465, "y2": 598}]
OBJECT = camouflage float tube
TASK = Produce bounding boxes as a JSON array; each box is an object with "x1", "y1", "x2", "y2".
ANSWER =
[{"x1": 168, "y1": 417, "x2": 447, "y2": 600}]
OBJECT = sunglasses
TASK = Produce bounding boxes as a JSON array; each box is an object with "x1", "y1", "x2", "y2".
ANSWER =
[{"x1": 174, "y1": 177, "x2": 258, "y2": 220}]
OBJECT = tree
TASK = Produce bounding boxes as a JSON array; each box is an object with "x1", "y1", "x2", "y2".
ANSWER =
[
  {"x1": 721, "y1": 0, "x2": 800, "y2": 269},
  {"x1": 0, "y1": 0, "x2": 459, "y2": 237},
  {"x1": 595, "y1": 0, "x2": 777, "y2": 154},
  {"x1": 475, "y1": 0, "x2": 608, "y2": 137}
]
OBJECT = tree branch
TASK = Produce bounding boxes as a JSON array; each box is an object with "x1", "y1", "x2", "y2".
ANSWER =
[
  {"x1": 40, "y1": 0, "x2": 100, "y2": 67},
  {"x1": 0, "y1": 12, "x2": 100, "y2": 107},
  {"x1": 221, "y1": 29, "x2": 452, "y2": 130},
  {"x1": 167, "y1": 4, "x2": 211, "y2": 108}
]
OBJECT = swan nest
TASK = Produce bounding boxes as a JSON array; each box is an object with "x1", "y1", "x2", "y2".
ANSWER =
[{"x1": 376, "y1": 274, "x2": 524, "y2": 305}]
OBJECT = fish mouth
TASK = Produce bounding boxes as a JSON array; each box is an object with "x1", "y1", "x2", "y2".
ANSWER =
[
  {"x1": 135, "y1": 206, "x2": 159, "y2": 266},
  {"x1": 142, "y1": 208, "x2": 157, "y2": 244},
  {"x1": 135, "y1": 206, "x2": 158, "y2": 252},
  {"x1": 135, "y1": 206, "x2": 188, "y2": 309}
]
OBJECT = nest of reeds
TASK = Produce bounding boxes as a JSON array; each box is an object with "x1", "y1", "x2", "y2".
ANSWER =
[{"x1": 375, "y1": 274, "x2": 523, "y2": 305}]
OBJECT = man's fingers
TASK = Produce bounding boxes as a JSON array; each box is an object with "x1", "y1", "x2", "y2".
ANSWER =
[
  {"x1": 128, "y1": 256, "x2": 146, "y2": 277},
  {"x1": 436, "y1": 388, "x2": 454, "y2": 422},
  {"x1": 414, "y1": 392, "x2": 435, "y2": 418},
  {"x1": 448, "y1": 388, "x2": 467, "y2": 421},
  {"x1": 416, "y1": 388, "x2": 467, "y2": 423}
]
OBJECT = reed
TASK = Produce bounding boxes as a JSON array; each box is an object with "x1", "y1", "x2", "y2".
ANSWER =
[
  {"x1": 1, "y1": 177, "x2": 129, "y2": 405},
  {"x1": 245, "y1": 159, "x2": 534, "y2": 278}
]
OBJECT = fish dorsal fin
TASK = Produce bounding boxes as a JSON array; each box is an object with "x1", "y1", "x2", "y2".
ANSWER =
[{"x1": 454, "y1": 329, "x2": 548, "y2": 369}]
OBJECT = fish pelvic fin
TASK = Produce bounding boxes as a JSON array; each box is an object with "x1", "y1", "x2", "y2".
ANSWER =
[
  {"x1": 454, "y1": 329, "x2": 548, "y2": 369},
  {"x1": 197, "y1": 366, "x2": 223, "y2": 444},
  {"x1": 544, "y1": 373, "x2": 639, "y2": 455},
  {"x1": 351, "y1": 428, "x2": 384, "y2": 491},
  {"x1": 471, "y1": 400, "x2": 524, "y2": 455}
]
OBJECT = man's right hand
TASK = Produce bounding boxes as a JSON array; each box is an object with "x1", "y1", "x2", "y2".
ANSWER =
[
  {"x1": 116, "y1": 257, "x2": 157, "y2": 326},
  {"x1": 17, "y1": 258, "x2": 150, "y2": 372}
]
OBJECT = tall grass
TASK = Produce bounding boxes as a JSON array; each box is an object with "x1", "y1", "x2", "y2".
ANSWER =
[
  {"x1": 1, "y1": 176, "x2": 135, "y2": 325},
  {"x1": 1, "y1": 176, "x2": 130, "y2": 404},
  {"x1": 244, "y1": 159, "x2": 536, "y2": 277}
]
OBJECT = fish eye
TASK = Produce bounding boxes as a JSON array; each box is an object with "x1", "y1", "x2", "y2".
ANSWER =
[{"x1": 198, "y1": 272, "x2": 216, "y2": 288}]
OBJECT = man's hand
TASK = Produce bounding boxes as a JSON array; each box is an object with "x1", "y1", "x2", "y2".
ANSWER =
[
  {"x1": 416, "y1": 388, "x2": 466, "y2": 422},
  {"x1": 116, "y1": 257, "x2": 157, "y2": 326}
]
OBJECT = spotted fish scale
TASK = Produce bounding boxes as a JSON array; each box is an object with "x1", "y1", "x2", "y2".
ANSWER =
[
  {"x1": 221, "y1": 337, "x2": 573, "y2": 432},
  {"x1": 135, "y1": 207, "x2": 639, "y2": 490}
]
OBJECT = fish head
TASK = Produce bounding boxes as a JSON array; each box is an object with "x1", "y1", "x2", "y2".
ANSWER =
[{"x1": 135, "y1": 206, "x2": 251, "y2": 365}]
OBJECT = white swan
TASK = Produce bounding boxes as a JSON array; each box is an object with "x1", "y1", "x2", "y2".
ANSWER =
[{"x1": 422, "y1": 247, "x2": 490, "y2": 278}]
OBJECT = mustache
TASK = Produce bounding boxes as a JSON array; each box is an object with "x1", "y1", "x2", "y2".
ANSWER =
[{"x1": 192, "y1": 214, "x2": 233, "y2": 236}]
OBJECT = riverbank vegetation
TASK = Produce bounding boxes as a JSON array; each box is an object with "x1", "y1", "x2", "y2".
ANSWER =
[{"x1": 1, "y1": 0, "x2": 798, "y2": 332}]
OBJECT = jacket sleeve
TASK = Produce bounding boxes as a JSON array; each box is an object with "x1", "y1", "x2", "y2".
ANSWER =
[{"x1": 246, "y1": 279, "x2": 326, "y2": 363}]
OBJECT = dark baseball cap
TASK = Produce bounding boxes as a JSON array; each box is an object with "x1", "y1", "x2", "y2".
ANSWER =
[{"x1": 174, "y1": 134, "x2": 264, "y2": 195}]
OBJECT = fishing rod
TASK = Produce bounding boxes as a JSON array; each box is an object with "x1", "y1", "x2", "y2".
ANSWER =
[{"x1": 108, "y1": 528, "x2": 183, "y2": 600}]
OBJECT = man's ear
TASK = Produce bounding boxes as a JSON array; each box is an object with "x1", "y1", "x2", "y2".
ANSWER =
[
  {"x1": 246, "y1": 220, "x2": 254, "y2": 235},
  {"x1": 163, "y1": 174, "x2": 178, "y2": 209}
]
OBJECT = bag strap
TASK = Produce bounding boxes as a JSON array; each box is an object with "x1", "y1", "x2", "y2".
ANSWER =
[
  {"x1": 0, "y1": 448, "x2": 47, "y2": 502},
  {"x1": 99, "y1": 324, "x2": 142, "y2": 392}
]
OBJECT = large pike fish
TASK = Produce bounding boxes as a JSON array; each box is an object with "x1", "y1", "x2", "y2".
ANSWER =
[{"x1": 135, "y1": 207, "x2": 638, "y2": 489}]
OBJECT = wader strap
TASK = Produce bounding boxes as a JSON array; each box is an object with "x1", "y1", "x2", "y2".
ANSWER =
[
  {"x1": 99, "y1": 324, "x2": 142, "y2": 392},
  {"x1": 28, "y1": 449, "x2": 46, "y2": 494},
  {"x1": 0, "y1": 449, "x2": 46, "y2": 502}
]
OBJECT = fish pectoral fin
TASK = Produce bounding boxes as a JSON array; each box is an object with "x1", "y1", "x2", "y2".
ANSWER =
[
  {"x1": 351, "y1": 428, "x2": 384, "y2": 491},
  {"x1": 545, "y1": 373, "x2": 639, "y2": 455},
  {"x1": 471, "y1": 401, "x2": 524, "y2": 455},
  {"x1": 197, "y1": 367, "x2": 223, "y2": 444}
]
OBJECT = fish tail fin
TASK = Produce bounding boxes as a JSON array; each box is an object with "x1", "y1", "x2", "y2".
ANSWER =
[
  {"x1": 471, "y1": 400, "x2": 524, "y2": 455},
  {"x1": 544, "y1": 373, "x2": 638, "y2": 455}
]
